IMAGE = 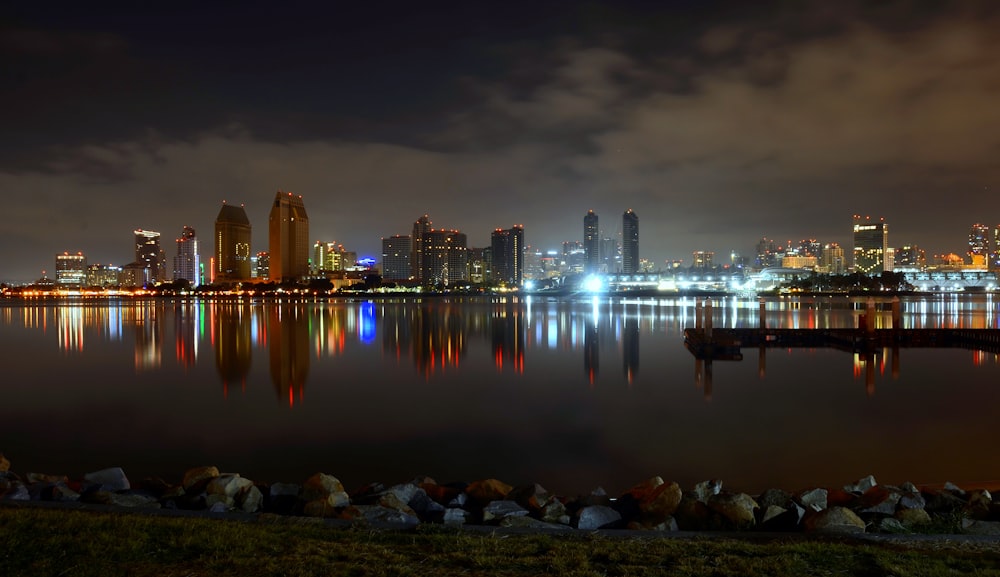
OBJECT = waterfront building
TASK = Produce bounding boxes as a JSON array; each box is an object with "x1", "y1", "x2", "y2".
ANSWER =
[
  {"x1": 969, "y1": 223, "x2": 989, "y2": 268},
  {"x1": 55, "y1": 252, "x2": 86, "y2": 286},
  {"x1": 255, "y1": 251, "x2": 269, "y2": 280},
  {"x1": 622, "y1": 209, "x2": 639, "y2": 274},
  {"x1": 895, "y1": 245, "x2": 926, "y2": 271},
  {"x1": 313, "y1": 241, "x2": 351, "y2": 274},
  {"x1": 852, "y1": 215, "x2": 889, "y2": 274},
  {"x1": 491, "y1": 225, "x2": 524, "y2": 287},
  {"x1": 214, "y1": 202, "x2": 252, "y2": 283},
  {"x1": 692, "y1": 251, "x2": 714, "y2": 270},
  {"x1": 381, "y1": 235, "x2": 412, "y2": 281},
  {"x1": 268, "y1": 191, "x2": 310, "y2": 283},
  {"x1": 411, "y1": 215, "x2": 432, "y2": 282},
  {"x1": 820, "y1": 243, "x2": 846, "y2": 274},
  {"x1": 422, "y1": 229, "x2": 467, "y2": 286},
  {"x1": 782, "y1": 255, "x2": 818, "y2": 270},
  {"x1": 85, "y1": 264, "x2": 121, "y2": 287},
  {"x1": 993, "y1": 226, "x2": 1000, "y2": 270},
  {"x1": 755, "y1": 237, "x2": 778, "y2": 270},
  {"x1": 134, "y1": 229, "x2": 166, "y2": 284},
  {"x1": 601, "y1": 237, "x2": 618, "y2": 273},
  {"x1": 583, "y1": 210, "x2": 599, "y2": 274},
  {"x1": 563, "y1": 241, "x2": 585, "y2": 274},
  {"x1": 467, "y1": 247, "x2": 487, "y2": 284},
  {"x1": 173, "y1": 226, "x2": 200, "y2": 286}
]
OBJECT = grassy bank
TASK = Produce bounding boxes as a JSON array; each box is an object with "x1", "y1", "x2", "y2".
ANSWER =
[{"x1": 3, "y1": 505, "x2": 1000, "y2": 576}]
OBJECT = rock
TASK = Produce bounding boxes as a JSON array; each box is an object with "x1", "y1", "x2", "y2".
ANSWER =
[
  {"x1": 872, "y1": 517, "x2": 909, "y2": 534},
  {"x1": 577, "y1": 487, "x2": 611, "y2": 508},
  {"x1": 84, "y1": 491, "x2": 161, "y2": 509},
  {"x1": 943, "y1": 482, "x2": 966, "y2": 497},
  {"x1": 804, "y1": 507, "x2": 866, "y2": 534},
  {"x1": 844, "y1": 475, "x2": 878, "y2": 494},
  {"x1": 923, "y1": 489, "x2": 966, "y2": 513},
  {"x1": 895, "y1": 507, "x2": 931, "y2": 528},
  {"x1": 1, "y1": 482, "x2": 29, "y2": 501},
  {"x1": 421, "y1": 483, "x2": 459, "y2": 506},
  {"x1": 626, "y1": 477, "x2": 666, "y2": 502},
  {"x1": 508, "y1": 483, "x2": 554, "y2": 511},
  {"x1": 238, "y1": 485, "x2": 264, "y2": 513},
  {"x1": 500, "y1": 516, "x2": 568, "y2": 530},
  {"x1": 382, "y1": 483, "x2": 420, "y2": 505},
  {"x1": 205, "y1": 474, "x2": 254, "y2": 509},
  {"x1": 898, "y1": 490, "x2": 926, "y2": 510},
  {"x1": 759, "y1": 503, "x2": 805, "y2": 532},
  {"x1": 693, "y1": 480, "x2": 722, "y2": 503},
  {"x1": 962, "y1": 518, "x2": 1000, "y2": 536},
  {"x1": 267, "y1": 483, "x2": 301, "y2": 515},
  {"x1": 674, "y1": 493, "x2": 712, "y2": 531},
  {"x1": 303, "y1": 500, "x2": 340, "y2": 518},
  {"x1": 447, "y1": 492, "x2": 468, "y2": 508},
  {"x1": 966, "y1": 489, "x2": 993, "y2": 520},
  {"x1": 577, "y1": 505, "x2": 622, "y2": 530},
  {"x1": 443, "y1": 508, "x2": 470, "y2": 526},
  {"x1": 756, "y1": 489, "x2": 793, "y2": 510},
  {"x1": 625, "y1": 516, "x2": 678, "y2": 532},
  {"x1": 43, "y1": 484, "x2": 80, "y2": 502},
  {"x1": 0, "y1": 453, "x2": 9, "y2": 472},
  {"x1": 640, "y1": 481, "x2": 683, "y2": 520},
  {"x1": 26, "y1": 473, "x2": 68, "y2": 485},
  {"x1": 827, "y1": 489, "x2": 856, "y2": 508},
  {"x1": 302, "y1": 473, "x2": 349, "y2": 508},
  {"x1": 182, "y1": 466, "x2": 220, "y2": 491},
  {"x1": 761, "y1": 505, "x2": 787, "y2": 525},
  {"x1": 343, "y1": 505, "x2": 420, "y2": 528},
  {"x1": 857, "y1": 486, "x2": 900, "y2": 516},
  {"x1": 208, "y1": 502, "x2": 230, "y2": 513},
  {"x1": 83, "y1": 467, "x2": 130, "y2": 492},
  {"x1": 540, "y1": 499, "x2": 570, "y2": 525},
  {"x1": 408, "y1": 489, "x2": 446, "y2": 519},
  {"x1": 377, "y1": 492, "x2": 417, "y2": 518},
  {"x1": 482, "y1": 500, "x2": 530, "y2": 523},
  {"x1": 797, "y1": 488, "x2": 828, "y2": 512},
  {"x1": 466, "y1": 479, "x2": 512, "y2": 503},
  {"x1": 707, "y1": 493, "x2": 758, "y2": 529}
]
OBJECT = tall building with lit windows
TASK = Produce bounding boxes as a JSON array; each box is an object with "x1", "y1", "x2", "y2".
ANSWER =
[
  {"x1": 491, "y1": 225, "x2": 524, "y2": 287},
  {"x1": 214, "y1": 202, "x2": 252, "y2": 282},
  {"x1": 411, "y1": 215, "x2": 432, "y2": 282},
  {"x1": 421, "y1": 229, "x2": 467, "y2": 286},
  {"x1": 969, "y1": 223, "x2": 989, "y2": 268},
  {"x1": 622, "y1": 209, "x2": 639, "y2": 274},
  {"x1": 852, "y1": 215, "x2": 889, "y2": 274},
  {"x1": 381, "y1": 235, "x2": 412, "y2": 281},
  {"x1": 173, "y1": 226, "x2": 200, "y2": 285},
  {"x1": 55, "y1": 252, "x2": 87, "y2": 286},
  {"x1": 992, "y1": 226, "x2": 1000, "y2": 270},
  {"x1": 583, "y1": 210, "x2": 599, "y2": 274},
  {"x1": 268, "y1": 191, "x2": 310, "y2": 283},
  {"x1": 134, "y1": 229, "x2": 166, "y2": 284}
]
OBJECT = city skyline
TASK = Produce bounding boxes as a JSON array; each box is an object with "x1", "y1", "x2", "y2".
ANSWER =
[{"x1": 4, "y1": 1, "x2": 1000, "y2": 283}]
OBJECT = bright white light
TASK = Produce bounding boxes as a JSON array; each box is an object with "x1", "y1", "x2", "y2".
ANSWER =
[
  {"x1": 524, "y1": 280, "x2": 536, "y2": 291},
  {"x1": 584, "y1": 275, "x2": 603, "y2": 293}
]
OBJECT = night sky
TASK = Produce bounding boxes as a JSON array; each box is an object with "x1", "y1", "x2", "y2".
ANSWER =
[{"x1": 3, "y1": 0, "x2": 999, "y2": 283}]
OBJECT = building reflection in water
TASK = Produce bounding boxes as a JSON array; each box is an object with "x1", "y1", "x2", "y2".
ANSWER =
[
  {"x1": 212, "y1": 301, "x2": 252, "y2": 398},
  {"x1": 492, "y1": 299, "x2": 525, "y2": 374},
  {"x1": 622, "y1": 314, "x2": 639, "y2": 387},
  {"x1": 268, "y1": 304, "x2": 310, "y2": 406},
  {"x1": 174, "y1": 301, "x2": 201, "y2": 369},
  {"x1": 131, "y1": 301, "x2": 163, "y2": 371},
  {"x1": 408, "y1": 303, "x2": 466, "y2": 378}
]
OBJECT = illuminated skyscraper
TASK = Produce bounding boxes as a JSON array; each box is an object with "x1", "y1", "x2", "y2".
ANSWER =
[
  {"x1": 820, "y1": 243, "x2": 846, "y2": 274},
  {"x1": 422, "y1": 229, "x2": 467, "y2": 286},
  {"x1": 173, "y1": 226, "x2": 200, "y2": 285},
  {"x1": 55, "y1": 252, "x2": 87, "y2": 286},
  {"x1": 214, "y1": 202, "x2": 252, "y2": 282},
  {"x1": 852, "y1": 215, "x2": 889, "y2": 274},
  {"x1": 411, "y1": 215, "x2": 431, "y2": 282},
  {"x1": 583, "y1": 210, "x2": 599, "y2": 274},
  {"x1": 622, "y1": 209, "x2": 639, "y2": 274},
  {"x1": 993, "y1": 226, "x2": 1000, "y2": 270},
  {"x1": 381, "y1": 235, "x2": 412, "y2": 281},
  {"x1": 969, "y1": 223, "x2": 989, "y2": 268},
  {"x1": 134, "y1": 229, "x2": 165, "y2": 284},
  {"x1": 268, "y1": 191, "x2": 310, "y2": 283},
  {"x1": 491, "y1": 225, "x2": 524, "y2": 287}
]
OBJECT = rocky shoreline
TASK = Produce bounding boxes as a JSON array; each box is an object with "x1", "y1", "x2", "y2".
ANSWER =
[{"x1": 2, "y1": 453, "x2": 999, "y2": 536}]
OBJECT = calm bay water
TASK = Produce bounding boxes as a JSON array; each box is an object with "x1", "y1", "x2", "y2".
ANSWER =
[{"x1": 1, "y1": 294, "x2": 998, "y2": 495}]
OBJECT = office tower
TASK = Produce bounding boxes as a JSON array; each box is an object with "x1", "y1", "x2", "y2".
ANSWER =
[
  {"x1": 422, "y1": 229, "x2": 467, "y2": 286},
  {"x1": 895, "y1": 245, "x2": 925, "y2": 270},
  {"x1": 755, "y1": 237, "x2": 777, "y2": 269},
  {"x1": 86, "y1": 264, "x2": 121, "y2": 287},
  {"x1": 467, "y1": 247, "x2": 486, "y2": 283},
  {"x1": 268, "y1": 191, "x2": 310, "y2": 283},
  {"x1": 583, "y1": 210, "x2": 599, "y2": 274},
  {"x1": 600, "y1": 237, "x2": 618, "y2": 273},
  {"x1": 55, "y1": 252, "x2": 87, "y2": 286},
  {"x1": 214, "y1": 202, "x2": 252, "y2": 283},
  {"x1": 381, "y1": 235, "x2": 412, "y2": 281},
  {"x1": 173, "y1": 226, "x2": 200, "y2": 285},
  {"x1": 255, "y1": 252, "x2": 269, "y2": 279},
  {"x1": 852, "y1": 215, "x2": 889, "y2": 274},
  {"x1": 491, "y1": 225, "x2": 524, "y2": 287},
  {"x1": 622, "y1": 209, "x2": 639, "y2": 274},
  {"x1": 969, "y1": 223, "x2": 989, "y2": 268},
  {"x1": 993, "y1": 226, "x2": 1000, "y2": 270},
  {"x1": 134, "y1": 229, "x2": 166, "y2": 284},
  {"x1": 411, "y1": 215, "x2": 431, "y2": 282},
  {"x1": 692, "y1": 251, "x2": 714, "y2": 270},
  {"x1": 820, "y1": 243, "x2": 846, "y2": 274}
]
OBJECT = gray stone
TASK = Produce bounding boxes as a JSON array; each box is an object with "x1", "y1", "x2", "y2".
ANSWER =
[
  {"x1": 962, "y1": 518, "x2": 1000, "y2": 536},
  {"x1": 707, "y1": 493, "x2": 758, "y2": 529},
  {"x1": 804, "y1": 507, "x2": 866, "y2": 534},
  {"x1": 302, "y1": 473, "x2": 347, "y2": 502},
  {"x1": 269, "y1": 482, "x2": 301, "y2": 498},
  {"x1": 757, "y1": 489, "x2": 792, "y2": 510},
  {"x1": 859, "y1": 490, "x2": 900, "y2": 516},
  {"x1": 205, "y1": 474, "x2": 254, "y2": 509},
  {"x1": 873, "y1": 517, "x2": 909, "y2": 534},
  {"x1": 443, "y1": 507, "x2": 470, "y2": 526},
  {"x1": 1, "y1": 482, "x2": 29, "y2": 501},
  {"x1": 541, "y1": 500, "x2": 570, "y2": 525},
  {"x1": 383, "y1": 483, "x2": 420, "y2": 505},
  {"x1": 45, "y1": 484, "x2": 80, "y2": 502},
  {"x1": 447, "y1": 492, "x2": 468, "y2": 508},
  {"x1": 761, "y1": 505, "x2": 787, "y2": 525},
  {"x1": 408, "y1": 489, "x2": 446, "y2": 517},
  {"x1": 482, "y1": 500, "x2": 529, "y2": 523},
  {"x1": 798, "y1": 488, "x2": 828, "y2": 512},
  {"x1": 208, "y1": 501, "x2": 229, "y2": 513},
  {"x1": 967, "y1": 489, "x2": 993, "y2": 520},
  {"x1": 943, "y1": 482, "x2": 966, "y2": 496},
  {"x1": 898, "y1": 491, "x2": 926, "y2": 510},
  {"x1": 693, "y1": 480, "x2": 722, "y2": 503},
  {"x1": 844, "y1": 475, "x2": 878, "y2": 494},
  {"x1": 577, "y1": 505, "x2": 622, "y2": 530},
  {"x1": 238, "y1": 485, "x2": 263, "y2": 513},
  {"x1": 83, "y1": 467, "x2": 131, "y2": 492}
]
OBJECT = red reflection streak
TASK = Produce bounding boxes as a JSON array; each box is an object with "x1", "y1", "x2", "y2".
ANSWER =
[{"x1": 288, "y1": 387, "x2": 294, "y2": 408}]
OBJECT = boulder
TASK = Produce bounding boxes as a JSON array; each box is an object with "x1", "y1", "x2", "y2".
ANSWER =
[
  {"x1": 382, "y1": 483, "x2": 420, "y2": 505},
  {"x1": 238, "y1": 485, "x2": 264, "y2": 513},
  {"x1": 182, "y1": 466, "x2": 220, "y2": 491},
  {"x1": 674, "y1": 492, "x2": 712, "y2": 531},
  {"x1": 465, "y1": 479, "x2": 512, "y2": 503},
  {"x1": 857, "y1": 486, "x2": 900, "y2": 516},
  {"x1": 26, "y1": 473, "x2": 68, "y2": 485},
  {"x1": 1, "y1": 482, "x2": 30, "y2": 501},
  {"x1": 302, "y1": 500, "x2": 340, "y2": 518},
  {"x1": 301, "y1": 473, "x2": 349, "y2": 508},
  {"x1": 756, "y1": 488, "x2": 793, "y2": 510},
  {"x1": 804, "y1": 507, "x2": 866, "y2": 534},
  {"x1": 898, "y1": 490, "x2": 926, "y2": 510},
  {"x1": 707, "y1": 492, "x2": 758, "y2": 529},
  {"x1": 872, "y1": 517, "x2": 908, "y2": 534},
  {"x1": 640, "y1": 481, "x2": 683, "y2": 519},
  {"x1": 577, "y1": 505, "x2": 622, "y2": 530},
  {"x1": 421, "y1": 482, "x2": 459, "y2": 506},
  {"x1": 895, "y1": 507, "x2": 931, "y2": 528},
  {"x1": 482, "y1": 500, "x2": 530, "y2": 523},
  {"x1": 962, "y1": 518, "x2": 1000, "y2": 536},
  {"x1": 43, "y1": 484, "x2": 80, "y2": 502},
  {"x1": 377, "y1": 492, "x2": 417, "y2": 518},
  {"x1": 844, "y1": 475, "x2": 878, "y2": 494},
  {"x1": 443, "y1": 508, "x2": 470, "y2": 526},
  {"x1": 626, "y1": 516, "x2": 678, "y2": 532},
  {"x1": 943, "y1": 482, "x2": 966, "y2": 497},
  {"x1": 797, "y1": 488, "x2": 828, "y2": 512},
  {"x1": 407, "y1": 489, "x2": 446, "y2": 520},
  {"x1": 205, "y1": 474, "x2": 254, "y2": 509},
  {"x1": 83, "y1": 467, "x2": 131, "y2": 492},
  {"x1": 577, "y1": 487, "x2": 612, "y2": 508},
  {"x1": 540, "y1": 499, "x2": 570, "y2": 525},
  {"x1": 508, "y1": 483, "x2": 554, "y2": 511},
  {"x1": 342, "y1": 505, "x2": 420, "y2": 528},
  {"x1": 0, "y1": 453, "x2": 9, "y2": 472},
  {"x1": 693, "y1": 480, "x2": 722, "y2": 503},
  {"x1": 922, "y1": 488, "x2": 966, "y2": 513},
  {"x1": 759, "y1": 503, "x2": 804, "y2": 532},
  {"x1": 966, "y1": 489, "x2": 993, "y2": 520}
]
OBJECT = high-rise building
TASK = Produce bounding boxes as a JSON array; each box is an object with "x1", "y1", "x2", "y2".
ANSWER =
[
  {"x1": 895, "y1": 245, "x2": 926, "y2": 271},
  {"x1": 993, "y1": 226, "x2": 1000, "y2": 270},
  {"x1": 173, "y1": 226, "x2": 200, "y2": 286},
  {"x1": 600, "y1": 237, "x2": 618, "y2": 273},
  {"x1": 852, "y1": 215, "x2": 889, "y2": 274},
  {"x1": 134, "y1": 229, "x2": 166, "y2": 285},
  {"x1": 411, "y1": 215, "x2": 431, "y2": 282},
  {"x1": 622, "y1": 209, "x2": 639, "y2": 274},
  {"x1": 255, "y1": 251, "x2": 269, "y2": 280},
  {"x1": 422, "y1": 229, "x2": 467, "y2": 286},
  {"x1": 381, "y1": 235, "x2": 412, "y2": 281},
  {"x1": 86, "y1": 264, "x2": 121, "y2": 287},
  {"x1": 55, "y1": 252, "x2": 87, "y2": 286},
  {"x1": 969, "y1": 223, "x2": 989, "y2": 268},
  {"x1": 583, "y1": 210, "x2": 599, "y2": 274},
  {"x1": 268, "y1": 191, "x2": 310, "y2": 283},
  {"x1": 491, "y1": 225, "x2": 524, "y2": 287},
  {"x1": 820, "y1": 243, "x2": 846, "y2": 274},
  {"x1": 313, "y1": 241, "x2": 349, "y2": 273},
  {"x1": 755, "y1": 237, "x2": 777, "y2": 269},
  {"x1": 692, "y1": 251, "x2": 714, "y2": 270},
  {"x1": 214, "y1": 202, "x2": 252, "y2": 283}
]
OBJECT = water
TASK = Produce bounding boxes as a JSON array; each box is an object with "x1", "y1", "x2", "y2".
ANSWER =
[{"x1": 1, "y1": 294, "x2": 999, "y2": 496}]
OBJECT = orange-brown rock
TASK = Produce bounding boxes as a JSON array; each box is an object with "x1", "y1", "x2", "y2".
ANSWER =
[
  {"x1": 0, "y1": 453, "x2": 10, "y2": 472},
  {"x1": 182, "y1": 466, "x2": 220, "y2": 491},
  {"x1": 465, "y1": 478, "x2": 512, "y2": 502}
]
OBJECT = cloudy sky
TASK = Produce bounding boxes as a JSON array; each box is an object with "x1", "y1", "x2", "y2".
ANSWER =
[{"x1": 3, "y1": 0, "x2": 999, "y2": 282}]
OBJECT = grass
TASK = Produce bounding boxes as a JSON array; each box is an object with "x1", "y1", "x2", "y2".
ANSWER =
[{"x1": 3, "y1": 505, "x2": 1000, "y2": 576}]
